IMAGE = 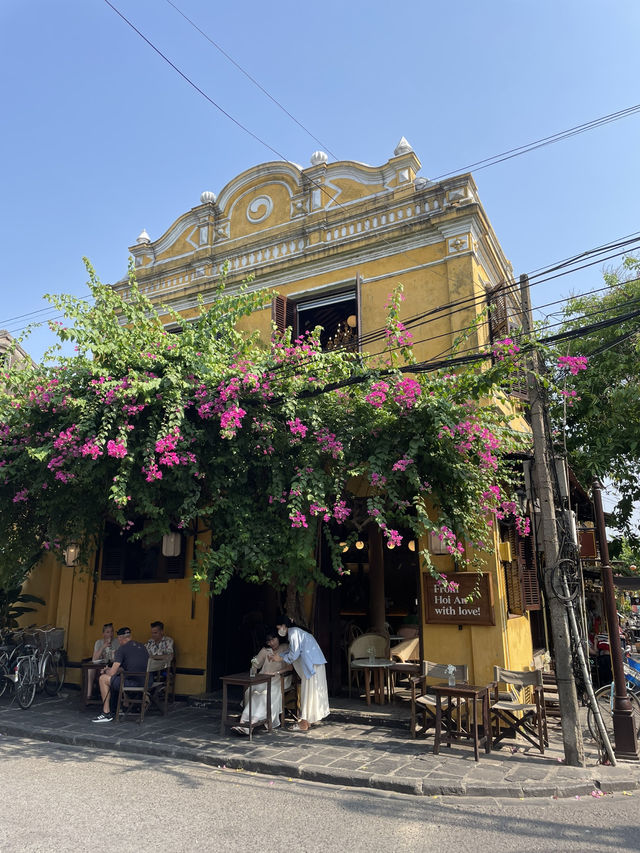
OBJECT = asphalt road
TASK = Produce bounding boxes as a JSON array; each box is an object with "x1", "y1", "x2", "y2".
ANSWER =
[{"x1": 1, "y1": 736, "x2": 639, "y2": 853}]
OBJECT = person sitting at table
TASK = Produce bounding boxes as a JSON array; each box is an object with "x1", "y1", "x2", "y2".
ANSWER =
[
  {"x1": 145, "y1": 620, "x2": 174, "y2": 657},
  {"x1": 272, "y1": 616, "x2": 330, "y2": 732},
  {"x1": 92, "y1": 627, "x2": 149, "y2": 723},
  {"x1": 86, "y1": 622, "x2": 119, "y2": 701},
  {"x1": 232, "y1": 629, "x2": 292, "y2": 736}
]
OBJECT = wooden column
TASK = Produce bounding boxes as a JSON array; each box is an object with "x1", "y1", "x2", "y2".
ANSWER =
[{"x1": 368, "y1": 525, "x2": 386, "y2": 632}]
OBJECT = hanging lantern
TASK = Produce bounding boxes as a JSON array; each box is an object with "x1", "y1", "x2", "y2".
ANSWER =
[
  {"x1": 407, "y1": 540, "x2": 416, "y2": 552},
  {"x1": 162, "y1": 532, "x2": 181, "y2": 557},
  {"x1": 64, "y1": 544, "x2": 79, "y2": 567},
  {"x1": 355, "y1": 540, "x2": 365, "y2": 550},
  {"x1": 428, "y1": 531, "x2": 449, "y2": 555}
]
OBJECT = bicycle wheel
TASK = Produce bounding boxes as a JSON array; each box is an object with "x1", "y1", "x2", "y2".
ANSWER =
[
  {"x1": 550, "y1": 559, "x2": 579, "y2": 604},
  {"x1": 587, "y1": 684, "x2": 640, "y2": 744},
  {"x1": 43, "y1": 651, "x2": 61, "y2": 696},
  {"x1": 0, "y1": 659, "x2": 9, "y2": 699},
  {"x1": 14, "y1": 658, "x2": 36, "y2": 709}
]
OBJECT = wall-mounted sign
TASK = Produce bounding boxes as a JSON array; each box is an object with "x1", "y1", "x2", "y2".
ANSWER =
[{"x1": 423, "y1": 572, "x2": 495, "y2": 626}]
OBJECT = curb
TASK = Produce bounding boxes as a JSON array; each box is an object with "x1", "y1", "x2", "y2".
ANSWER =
[{"x1": 2, "y1": 720, "x2": 636, "y2": 800}]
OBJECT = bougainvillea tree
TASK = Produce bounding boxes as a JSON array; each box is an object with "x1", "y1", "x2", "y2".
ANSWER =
[{"x1": 1, "y1": 263, "x2": 539, "y2": 600}]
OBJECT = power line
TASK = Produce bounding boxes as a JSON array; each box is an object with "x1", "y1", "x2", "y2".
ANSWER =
[
  {"x1": 163, "y1": 0, "x2": 339, "y2": 160},
  {"x1": 432, "y1": 104, "x2": 640, "y2": 181},
  {"x1": 299, "y1": 304, "x2": 640, "y2": 399}
]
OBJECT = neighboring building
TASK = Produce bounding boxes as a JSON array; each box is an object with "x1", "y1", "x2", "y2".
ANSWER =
[
  {"x1": 29, "y1": 140, "x2": 545, "y2": 695},
  {"x1": 0, "y1": 330, "x2": 34, "y2": 370}
]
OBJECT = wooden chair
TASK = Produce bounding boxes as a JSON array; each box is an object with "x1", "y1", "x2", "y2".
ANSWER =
[
  {"x1": 280, "y1": 669, "x2": 300, "y2": 726},
  {"x1": 410, "y1": 660, "x2": 468, "y2": 738},
  {"x1": 114, "y1": 654, "x2": 173, "y2": 723},
  {"x1": 490, "y1": 666, "x2": 548, "y2": 753},
  {"x1": 347, "y1": 632, "x2": 390, "y2": 697}
]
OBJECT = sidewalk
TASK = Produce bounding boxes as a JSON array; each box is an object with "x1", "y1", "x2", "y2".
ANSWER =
[{"x1": 1, "y1": 689, "x2": 639, "y2": 799}]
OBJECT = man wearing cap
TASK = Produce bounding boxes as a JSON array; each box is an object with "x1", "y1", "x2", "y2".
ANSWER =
[{"x1": 92, "y1": 627, "x2": 149, "y2": 723}]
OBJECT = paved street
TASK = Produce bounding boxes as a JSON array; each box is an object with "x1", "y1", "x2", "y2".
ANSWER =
[
  {"x1": 2, "y1": 689, "x2": 640, "y2": 803},
  {"x1": 1, "y1": 736, "x2": 639, "y2": 852}
]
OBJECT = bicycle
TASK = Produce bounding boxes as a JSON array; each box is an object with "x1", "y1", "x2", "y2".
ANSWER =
[
  {"x1": 587, "y1": 658, "x2": 640, "y2": 745},
  {"x1": 11, "y1": 626, "x2": 66, "y2": 709},
  {"x1": 0, "y1": 628, "x2": 30, "y2": 700}
]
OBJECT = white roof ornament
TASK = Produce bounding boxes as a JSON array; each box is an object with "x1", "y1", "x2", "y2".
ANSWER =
[
  {"x1": 394, "y1": 137, "x2": 413, "y2": 156},
  {"x1": 200, "y1": 190, "x2": 216, "y2": 204},
  {"x1": 310, "y1": 150, "x2": 328, "y2": 166},
  {"x1": 136, "y1": 228, "x2": 150, "y2": 245}
]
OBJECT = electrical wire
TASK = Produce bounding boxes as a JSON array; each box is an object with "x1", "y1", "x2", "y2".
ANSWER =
[
  {"x1": 431, "y1": 104, "x2": 640, "y2": 181},
  {"x1": 163, "y1": 0, "x2": 339, "y2": 160}
]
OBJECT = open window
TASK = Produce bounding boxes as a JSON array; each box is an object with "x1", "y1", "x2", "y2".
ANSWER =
[
  {"x1": 100, "y1": 520, "x2": 186, "y2": 583},
  {"x1": 272, "y1": 276, "x2": 362, "y2": 352}
]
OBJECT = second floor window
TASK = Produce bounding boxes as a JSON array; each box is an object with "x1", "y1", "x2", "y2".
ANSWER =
[{"x1": 272, "y1": 278, "x2": 361, "y2": 352}]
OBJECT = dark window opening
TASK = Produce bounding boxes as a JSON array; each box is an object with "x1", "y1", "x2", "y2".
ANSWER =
[
  {"x1": 100, "y1": 520, "x2": 186, "y2": 583},
  {"x1": 297, "y1": 292, "x2": 359, "y2": 351},
  {"x1": 272, "y1": 277, "x2": 362, "y2": 353}
]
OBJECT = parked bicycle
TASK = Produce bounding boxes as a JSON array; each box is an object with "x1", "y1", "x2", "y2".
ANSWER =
[
  {"x1": 10, "y1": 626, "x2": 66, "y2": 709},
  {"x1": 587, "y1": 655, "x2": 640, "y2": 745}
]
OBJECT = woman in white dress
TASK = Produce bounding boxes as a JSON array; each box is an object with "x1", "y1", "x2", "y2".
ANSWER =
[
  {"x1": 232, "y1": 630, "x2": 292, "y2": 735},
  {"x1": 272, "y1": 617, "x2": 330, "y2": 732}
]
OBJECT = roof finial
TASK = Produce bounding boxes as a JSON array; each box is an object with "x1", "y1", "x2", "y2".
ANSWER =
[{"x1": 394, "y1": 137, "x2": 413, "y2": 156}]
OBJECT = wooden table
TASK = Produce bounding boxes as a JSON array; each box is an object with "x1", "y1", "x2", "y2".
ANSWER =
[
  {"x1": 220, "y1": 671, "x2": 273, "y2": 741},
  {"x1": 432, "y1": 683, "x2": 491, "y2": 761},
  {"x1": 350, "y1": 658, "x2": 394, "y2": 705}
]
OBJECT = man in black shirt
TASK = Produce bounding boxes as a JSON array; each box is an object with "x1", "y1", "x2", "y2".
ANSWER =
[{"x1": 93, "y1": 627, "x2": 149, "y2": 723}]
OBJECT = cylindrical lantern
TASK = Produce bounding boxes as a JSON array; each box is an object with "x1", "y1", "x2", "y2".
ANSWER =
[{"x1": 162, "y1": 532, "x2": 181, "y2": 557}]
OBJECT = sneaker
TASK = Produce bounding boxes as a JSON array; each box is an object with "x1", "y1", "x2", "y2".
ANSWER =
[{"x1": 92, "y1": 712, "x2": 113, "y2": 723}]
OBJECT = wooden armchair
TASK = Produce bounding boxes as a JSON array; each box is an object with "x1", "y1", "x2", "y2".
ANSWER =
[
  {"x1": 490, "y1": 666, "x2": 548, "y2": 753},
  {"x1": 410, "y1": 660, "x2": 468, "y2": 738},
  {"x1": 114, "y1": 654, "x2": 174, "y2": 723}
]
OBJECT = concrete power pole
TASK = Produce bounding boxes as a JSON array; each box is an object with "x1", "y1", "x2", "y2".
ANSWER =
[{"x1": 519, "y1": 274, "x2": 585, "y2": 767}]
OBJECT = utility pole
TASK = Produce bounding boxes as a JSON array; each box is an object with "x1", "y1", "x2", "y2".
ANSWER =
[
  {"x1": 592, "y1": 480, "x2": 639, "y2": 759},
  {"x1": 519, "y1": 274, "x2": 585, "y2": 766}
]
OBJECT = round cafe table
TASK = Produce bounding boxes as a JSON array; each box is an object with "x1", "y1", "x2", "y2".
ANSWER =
[{"x1": 350, "y1": 658, "x2": 394, "y2": 705}]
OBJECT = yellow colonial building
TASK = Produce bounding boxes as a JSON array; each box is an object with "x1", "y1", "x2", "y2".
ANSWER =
[{"x1": 28, "y1": 139, "x2": 544, "y2": 697}]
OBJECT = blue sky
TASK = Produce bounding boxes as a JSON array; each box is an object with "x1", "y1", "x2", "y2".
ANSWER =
[{"x1": 2, "y1": 0, "x2": 639, "y2": 368}]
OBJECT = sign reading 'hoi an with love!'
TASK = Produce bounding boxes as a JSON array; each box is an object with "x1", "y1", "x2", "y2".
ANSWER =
[{"x1": 423, "y1": 572, "x2": 495, "y2": 626}]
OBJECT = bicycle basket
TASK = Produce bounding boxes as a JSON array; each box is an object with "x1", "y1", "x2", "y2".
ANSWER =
[{"x1": 34, "y1": 627, "x2": 65, "y2": 651}]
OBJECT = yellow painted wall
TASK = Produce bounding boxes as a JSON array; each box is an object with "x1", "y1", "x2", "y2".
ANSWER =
[
  {"x1": 23, "y1": 538, "x2": 211, "y2": 695},
  {"x1": 420, "y1": 524, "x2": 535, "y2": 685}
]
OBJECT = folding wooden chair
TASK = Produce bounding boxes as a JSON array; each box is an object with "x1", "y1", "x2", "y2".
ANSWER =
[
  {"x1": 114, "y1": 654, "x2": 173, "y2": 723},
  {"x1": 410, "y1": 661, "x2": 468, "y2": 738},
  {"x1": 490, "y1": 666, "x2": 548, "y2": 753}
]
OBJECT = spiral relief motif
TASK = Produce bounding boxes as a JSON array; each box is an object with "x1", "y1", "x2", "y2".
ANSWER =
[{"x1": 246, "y1": 195, "x2": 273, "y2": 223}]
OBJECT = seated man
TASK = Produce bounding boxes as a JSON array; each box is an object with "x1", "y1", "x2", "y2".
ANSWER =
[
  {"x1": 92, "y1": 627, "x2": 149, "y2": 723},
  {"x1": 146, "y1": 620, "x2": 174, "y2": 657}
]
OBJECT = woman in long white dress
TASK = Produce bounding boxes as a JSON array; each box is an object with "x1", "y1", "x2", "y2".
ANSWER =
[
  {"x1": 232, "y1": 630, "x2": 292, "y2": 735},
  {"x1": 272, "y1": 617, "x2": 330, "y2": 732}
]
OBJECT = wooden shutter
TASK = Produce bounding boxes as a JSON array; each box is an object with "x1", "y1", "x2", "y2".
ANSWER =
[
  {"x1": 488, "y1": 285, "x2": 508, "y2": 342},
  {"x1": 271, "y1": 295, "x2": 297, "y2": 338},
  {"x1": 271, "y1": 294, "x2": 287, "y2": 337},
  {"x1": 505, "y1": 527, "x2": 523, "y2": 615},
  {"x1": 165, "y1": 536, "x2": 186, "y2": 579},
  {"x1": 519, "y1": 534, "x2": 541, "y2": 611},
  {"x1": 101, "y1": 524, "x2": 125, "y2": 580}
]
